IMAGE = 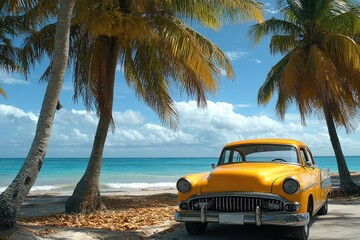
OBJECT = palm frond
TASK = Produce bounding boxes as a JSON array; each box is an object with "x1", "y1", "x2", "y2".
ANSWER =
[
  {"x1": 69, "y1": 0, "x2": 263, "y2": 130},
  {"x1": 248, "y1": 18, "x2": 300, "y2": 45},
  {"x1": 323, "y1": 11, "x2": 360, "y2": 36},
  {"x1": 270, "y1": 35, "x2": 299, "y2": 54},
  {"x1": 158, "y1": 0, "x2": 264, "y2": 29},
  {"x1": 122, "y1": 42, "x2": 179, "y2": 130},
  {"x1": 275, "y1": 87, "x2": 292, "y2": 120},
  {"x1": 282, "y1": 46, "x2": 307, "y2": 96},
  {"x1": 21, "y1": 23, "x2": 56, "y2": 72},
  {"x1": 323, "y1": 33, "x2": 360, "y2": 72},
  {"x1": 0, "y1": 83, "x2": 7, "y2": 99},
  {"x1": 258, "y1": 53, "x2": 291, "y2": 105}
]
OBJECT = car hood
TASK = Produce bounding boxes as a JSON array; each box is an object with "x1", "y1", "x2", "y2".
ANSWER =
[{"x1": 201, "y1": 163, "x2": 304, "y2": 194}]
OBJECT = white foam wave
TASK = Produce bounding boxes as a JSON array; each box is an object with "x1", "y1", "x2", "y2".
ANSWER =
[
  {"x1": 30, "y1": 185, "x2": 63, "y2": 191},
  {"x1": 0, "y1": 185, "x2": 68, "y2": 194},
  {"x1": 1, "y1": 182, "x2": 176, "y2": 194},
  {"x1": 103, "y1": 182, "x2": 176, "y2": 189}
]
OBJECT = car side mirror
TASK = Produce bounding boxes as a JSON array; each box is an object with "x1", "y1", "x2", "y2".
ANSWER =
[{"x1": 211, "y1": 163, "x2": 216, "y2": 169}]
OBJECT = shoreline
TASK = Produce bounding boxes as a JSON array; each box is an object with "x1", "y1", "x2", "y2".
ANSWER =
[
  {"x1": 22, "y1": 171, "x2": 360, "y2": 196},
  {"x1": 26, "y1": 187, "x2": 178, "y2": 198}
]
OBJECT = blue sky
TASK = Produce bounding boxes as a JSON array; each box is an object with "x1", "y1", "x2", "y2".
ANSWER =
[{"x1": 1, "y1": 1, "x2": 360, "y2": 158}]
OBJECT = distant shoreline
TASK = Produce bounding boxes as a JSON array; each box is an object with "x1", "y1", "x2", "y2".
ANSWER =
[{"x1": 20, "y1": 171, "x2": 359, "y2": 197}]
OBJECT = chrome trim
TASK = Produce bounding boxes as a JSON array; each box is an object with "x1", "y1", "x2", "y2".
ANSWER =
[
  {"x1": 255, "y1": 206, "x2": 261, "y2": 226},
  {"x1": 320, "y1": 168, "x2": 332, "y2": 189},
  {"x1": 321, "y1": 177, "x2": 331, "y2": 189},
  {"x1": 187, "y1": 192, "x2": 289, "y2": 203},
  {"x1": 181, "y1": 192, "x2": 301, "y2": 213},
  {"x1": 175, "y1": 210, "x2": 309, "y2": 227},
  {"x1": 301, "y1": 182, "x2": 315, "y2": 192},
  {"x1": 199, "y1": 202, "x2": 207, "y2": 223}
]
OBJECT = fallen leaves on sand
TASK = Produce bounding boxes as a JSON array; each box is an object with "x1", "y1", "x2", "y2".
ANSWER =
[{"x1": 18, "y1": 194, "x2": 178, "y2": 231}]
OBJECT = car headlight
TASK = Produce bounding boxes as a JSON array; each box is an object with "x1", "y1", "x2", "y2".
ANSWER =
[
  {"x1": 283, "y1": 178, "x2": 299, "y2": 194},
  {"x1": 177, "y1": 178, "x2": 191, "y2": 193}
]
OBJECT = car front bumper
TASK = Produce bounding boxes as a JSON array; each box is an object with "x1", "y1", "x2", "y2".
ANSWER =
[{"x1": 175, "y1": 209, "x2": 309, "y2": 227}]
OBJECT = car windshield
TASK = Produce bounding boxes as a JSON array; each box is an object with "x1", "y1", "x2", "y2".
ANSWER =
[{"x1": 218, "y1": 144, "x2": 298, "y2": 165}]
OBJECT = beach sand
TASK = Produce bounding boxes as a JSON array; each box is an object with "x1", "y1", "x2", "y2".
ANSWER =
[
  {"x1": 1, "y1": 174, "x2": 360, "y2": 240},
  {"x1": 3, "y1": 191, "x2": 179, "y2": 240}
]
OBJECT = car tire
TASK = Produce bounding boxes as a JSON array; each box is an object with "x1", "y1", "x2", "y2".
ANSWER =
[
  {"x1": 291, "y1": 223, "x2": 309, "y2": 240},
  {"x1": 185, "y1": 222, "x2": 208, "y2": 235},
  {"x1": 291, "y1": 198, "x2": 311, "y2": 240},
  {"x1": 317, "y1": 197, "x2": 328, "y2": 215}
]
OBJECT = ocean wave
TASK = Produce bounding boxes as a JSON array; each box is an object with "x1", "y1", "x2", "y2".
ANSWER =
[
  {"x1": 0, "y1": 184, "x2": 73, "y2": 193},
  {"x1": 30, "y1": 185, "x2": 65, "y2": 191},
  {"x1": 0, "y1": 182, "x2": 176, "y2": 194},
  {"x1": 102, "y1": 182, "x2": 176, "y2": 189}
]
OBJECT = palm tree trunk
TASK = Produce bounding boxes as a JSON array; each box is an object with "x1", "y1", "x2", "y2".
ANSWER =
[
  {"x1": 65, "y1": 37, "x2": 118, "y2": 213},
  {"x1": 323, "y1": 103, "x2": 359, "y2": 194},
  {"x1": 0, "y1": 0, "x2": 75, "y2": 229},
  {"x1": 64, "y1": 113, "x2": 110, "y2": 213}
]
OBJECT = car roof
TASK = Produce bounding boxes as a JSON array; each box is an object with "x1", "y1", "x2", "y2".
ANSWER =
[{"x1": 224, "y1": 138, "x2": 306, "y2": 148}]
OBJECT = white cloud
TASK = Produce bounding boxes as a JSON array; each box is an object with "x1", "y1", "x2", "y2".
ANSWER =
[
  {"x1": 1, "y1": 101, "x2": 360, "y2": 158},
  {"x1": 0, "y1": 104, "x2": 38, "y2": 122},
  {"x1": 0, "y1": 72, "x2": 30, "y2": 85},
  {"x1": 0, "y1": 75, "x2": 28, "y2": 85},
  {"x1": 251, "y1": 59, "x2": 262, "y2": 64},
  {"x1": 236, "y1": 104, "x2": 252, "y2": 108},
  {"x1": 225, "y1": 50, "x2": 249, "y2": 61},
  {"x1": 113, "y1": 110, "x2": 144, "y2": 126}
]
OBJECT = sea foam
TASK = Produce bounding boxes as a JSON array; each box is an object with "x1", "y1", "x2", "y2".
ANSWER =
[{"x1": 102, "y1": 182, "x2": 176, "y2": 190}]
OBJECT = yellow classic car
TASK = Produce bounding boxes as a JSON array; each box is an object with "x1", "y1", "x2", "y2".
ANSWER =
[{"x1": 175, "y1": 139, "x2": 331, "y2": 240}]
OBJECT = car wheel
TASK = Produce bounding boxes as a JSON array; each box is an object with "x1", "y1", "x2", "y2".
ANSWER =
[
  {"x1": 291, "y1": 198, "x2": 312, "y2": 240},
  {"x1": 317, "y1": 197, "x2": 328, "y2": 215},
  {"x1": 185, "y1": 222, "x2": 208, "y2": 235},
  {"x1": 291, "y1": 223, "x2": 309, "y2": 240}
]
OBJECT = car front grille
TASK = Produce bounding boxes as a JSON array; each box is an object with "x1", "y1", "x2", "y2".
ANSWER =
[{"x1": 189, "y1": 196, "x2": 285, "y2": 212}]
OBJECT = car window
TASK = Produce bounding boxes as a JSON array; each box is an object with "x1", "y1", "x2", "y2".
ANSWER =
[
  {"x1": 300, "y1": 148, "x2": 315, "y2": 165},
  {"x1": 220, "y1": 150, "x2": 244, "y2": 164},
  {"x1": 218, "y1": 144, "x2": 299, "y2": 165},
  {"x1": 300, "y1": 149, "x2": 308, "y2": 164},
  {"x1": 246, "y1": 150, "x2": 297, "y2": 163},
  {"x1": 306, "y1": 148, "x2": 315, "y2": 165}
]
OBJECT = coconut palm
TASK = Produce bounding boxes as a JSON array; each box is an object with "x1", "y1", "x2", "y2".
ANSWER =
[
  {"x1": 0, "y1": 0, "x2": 75, "y2": 229},
  {"x1": 248, "y1": 0, "x2": 360, "y2": 194},
  {"x1": 63, "y1": 0, "x2": 262, "y2": 213}
]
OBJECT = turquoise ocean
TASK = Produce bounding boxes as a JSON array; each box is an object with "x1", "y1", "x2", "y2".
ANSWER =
[{"x1": 0, "y1": 157, "x2": 359, "y2": 194}]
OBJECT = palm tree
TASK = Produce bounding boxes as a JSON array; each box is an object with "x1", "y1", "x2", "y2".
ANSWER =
[
  {"x1": 0, "y1": 0, "x2": 75, "y2": 229},
  {"x1": 62, "y1": 0, "x2": 264, "y2": 213},
  {"x1": 248, "y1": 0, "x2": 360, "y2": 194}
]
